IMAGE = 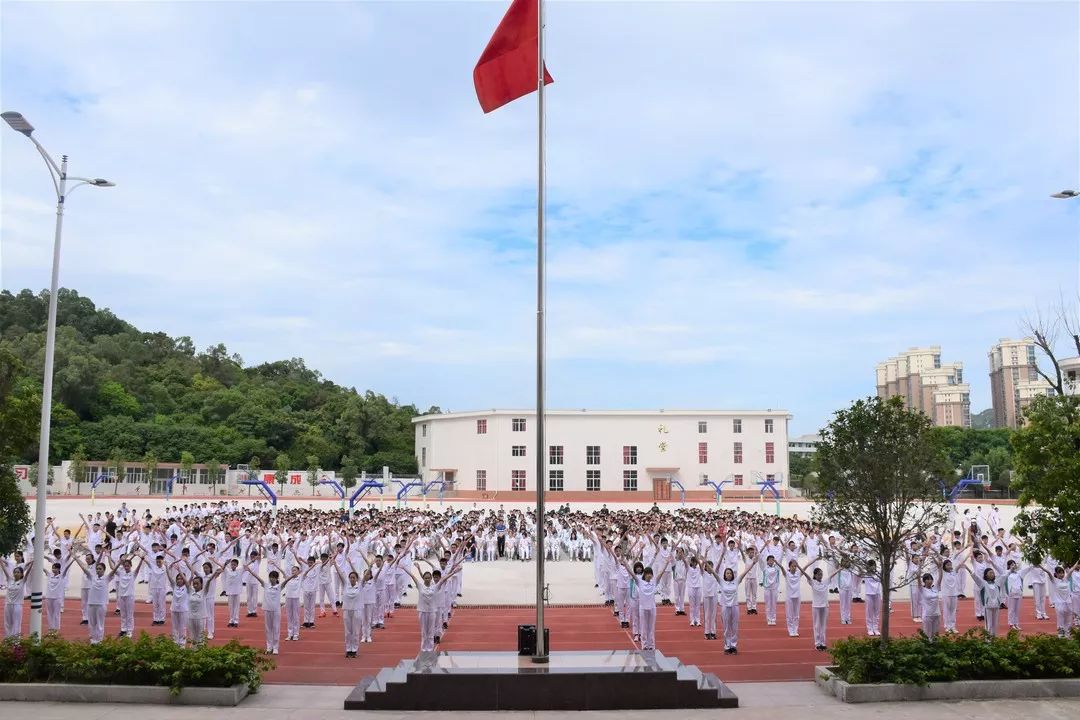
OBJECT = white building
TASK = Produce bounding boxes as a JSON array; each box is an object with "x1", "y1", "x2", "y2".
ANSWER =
[
  {"x1": 788, "y1": 433, "x2": 822, "y2": 456},
  {"x1": 412, "y1": 409, "x2": 791, "y2": 500}
]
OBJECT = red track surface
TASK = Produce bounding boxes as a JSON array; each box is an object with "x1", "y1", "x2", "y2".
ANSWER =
[{"x1": 17, "y1": 597, "x2": 1052, "y2": 685}]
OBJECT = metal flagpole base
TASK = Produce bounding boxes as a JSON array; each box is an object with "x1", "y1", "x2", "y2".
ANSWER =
[{"x1": 531, "y1": 654, "x2": 550, "y2": 664}]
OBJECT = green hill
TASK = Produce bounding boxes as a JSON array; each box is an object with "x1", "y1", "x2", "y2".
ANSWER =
[{"x1": 0, "y1": 289, "x2": 423, "y2": 473}]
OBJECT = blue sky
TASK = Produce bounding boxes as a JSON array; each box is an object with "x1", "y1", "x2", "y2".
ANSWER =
[{"x1": 1, "y1": 1, "x2": 1078, "y2": 435}]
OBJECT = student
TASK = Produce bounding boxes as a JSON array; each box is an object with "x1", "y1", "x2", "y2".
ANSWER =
[
  {"x1": 797, "y1": 562, "x2": 837, "y2": 650},
  {"x1": 408, "y1": 560, "x2": 458, "y2": 653},
  {"x1": 699, "y1": 559, "x2": 720, "y2": 641},
  {"x1": 284, "y1": 566, "x2": 304, "y2": 641},
  {"x1": 72, "y1": 556, "x2": 116, "y2": 644},
  {"x1": 2, "y1": 563, "x2": 31, "y2": 638},
  {"x1": 223, "y1": 557, "x2": 244, "y2": 627},
  {"x1": 248, "y1": 568, "x2": 294, "y2": 655},
  {"x1": 43, "y1": 559, "x2": 71, "y2": 632},
  {"x1": 965, "y1": 562, "x2": 1005, "y2": 636},
  {"x1": 335, "y1": 562, "x2": 362, "y2": 657},
  {"x1": 862, "y1": 561, "x2": 883, "y2": 637},
  {"x1": 115, "y1": 553, "x2": 146, "y2": 637},
  {"x1": 685, "y1": 555, "x2": 703, "y2": 627},
  {"x1": 710, "y1": 561, "x2": 753, "y2": 653},
  {"x1": 743, "y1": 546, "x2": 760, "y2": 615},
  {"x1": 783, "y1": 560, "x2": 803, "y2": 637},
  {"x1": 836, "y1": 557, "x2": 855, "y2": 625},
  {"x1": 244, "y1": 548, "x2": 261, "y2": 618},
  {"x1": 148, "y1": 554, "x2": 169, "y2": 626},
  {"x1": 166, "y1": 560, "x2": 190, "y2": 646},
  {"x1": 919, "y1": 562, "x2": 943, "y2": 640},
  {"x1": 187, "y1": 574, "x2": 210, "y2": 644},
  {"x1": 633, "y1": 561, "x2": 669, "y2": 651},
  {"x1": 301, "y1": 556, "x2": 323, "y2": 628},
  {"x1": 1004, "y1": 560, "x2": 1028, "y2": 630},
  {"x1": 760, "y1": 554, "x2": 781, "y2": 627},
  {"x1": 671, "y1": 547, "x2": 688, "y2": 616},
  {"x1": 939, "y1": 557, "x2": 962, "y2": 633},
  {"x1": 360, "y1": 567, "x2": 379, "y2": 644},
  {"x1": 1039, "y1": 564, "x2": 1078, "y2": 637},
  {"x1": 317, "y1": 552, "x2": 337, "y2": 618}
]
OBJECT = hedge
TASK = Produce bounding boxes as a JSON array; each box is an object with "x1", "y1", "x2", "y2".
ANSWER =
[
  {"x1": 830, "y1": 629, "x2": 1080, "y2": 685},
  {"x1": 0, "y1": 633, "x2": 275, "y2": 695}
]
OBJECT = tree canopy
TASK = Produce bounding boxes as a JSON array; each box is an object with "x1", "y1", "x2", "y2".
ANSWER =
[
  {"x1": 811, "y1": 396, "x2": 952, "y2": 643},
  {"x1": 1011, "y1": 394, "x2": 1080, "y2": 566},
  {"x1": 0, "y1": 288, "x2": 425, "y2": 473}
]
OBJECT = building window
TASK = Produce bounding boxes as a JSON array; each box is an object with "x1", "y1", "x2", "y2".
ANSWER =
[
  {"x1": 698, "y1": 421, "x2": 707, "y2": 433},
  {"x1": 548, "y1": 470, "x2": 564, "y2": 492},
  {"x1": 421, "y1": 447, "x2": 426, "y2": 467},
  {"x1": 512, "y1": 445, "x2": 526, "y2": 457},
  {"x1": 622, "y1": 445, "x2": 637, "y2": 465},
  {"x1": 733, "y1": 418, "x2": 742, "y2": 433},
  {"x1": 734, "y1": 474, "x2": 744, "y2": 486},
  {"x1": 765, "y1": 442, "x2": 775, "y2": 464},
  {"x1": 734, "y1": 442, "x2": 743, "y2": 464},
  {"x1": 586, "y1": 470, "x2": 601, "y2": 491},
  {"x1": 549, "y1": 445, "x2": 563, "y2": 465},
  {"x1": 476, "y1": 470, "x2": 487, "y2": 491},
  {"x1": 623, "y1": 470, "x2": 638, "y2": 491},
  {"x1": 422, "y1": 423, "x2": 427, "y2": 437},
  {"x1": 512, "y1": 417, "x2": 526, "y2": 432},
  {"x1": 477, "y1": 419, "x2": 487, "y2": 434},
  {"x1": 511, "y1": 470, "x2": 527, "y2": 491},
  {"x1": 698, "y1": 442, "x2": 708, "y2": 464},
  {"x1": 586, "y1": 446, "x2": 600, "y2": 465},
  {"x1": 764, "y1": 419, "x2": 773, "y2": 434}
]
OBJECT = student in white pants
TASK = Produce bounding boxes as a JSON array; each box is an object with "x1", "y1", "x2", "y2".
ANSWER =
[
  {"x1": 187, "y1": 575, "x2": 209, "y2": 644},
  {"x1": 43, "y1": 561, "x2": 71, "y2": 633},
  {"x1": 967, "y1": 564, "x2": 1005, "y2": 636},
  {"x1": 671, "y1": 550, "x2": 688, "y2": 616},
  {"x1": 700, "y1": 561, "x2": 719, "y2": 640},
  {"x1": 743, "y1": 547, "x2": 760, "y2": 615},
  {"x1": 712, "y1": 563, "x2": 752, "y2": 653},
  {"x1": 862, "y1": 563, "x2": 883, "y2": 636},
  {"x1": 248, "y1": 568, "x2": 289, "y2": 654},
  {"x1": 78, "y1": 553, "x2": 94, "y2": 626},
  {"x1": 1004, "y1": 561, "x2": 1026, "y2": 630},
  {"x1": 1029, "y1": 564, "x2": 1049, "y2": 620},
  {"x1": 797, "y1": 563, "x2": 837, "y2": 650},
  {"x1": 940, "y1": 559, "x2": 961, "y2": 632},
  {"x1": 166, "y1": 564, "x2": 189, "y2": 646},
  {"x1": 360, "y1": 571, "x2": 378, "y2": 643},
  {"x1": 223, "y1": 559, "x2": 244, "y2": 627},
  {"x1": 284, "y1": 566, "x2": 304, "y2": 641},
  {"x1": 317, "y1": 553, "x2": 336, "y2": 617},
  {"x1": 336, "y1": 566, "x2": 362, "y2": 657},
  {"x1": 2, "y1": 565, "x2": 28, "y2": 638},
  {"x1": 760, "y1": 555, "x2": 781, "y2": 626},
  {"x1": 1038, "y1": 565, "x2": 1077, "y2": 637},
  {"x1": 634, "y1": 563, "x2": 668, "y2": 651},
  {"x1": 836, "y1": 562, "x2": 855, "y2": 624},
  {"x1": 783, "y1": 561, "x2": 803, "y2": 637},
  {"x1": 685, "y1": 558, "x2": 703, "y2": 627},
  {"x1": 72, "y1": 557, "x2": 115, "y2": 644},
  {"x1": 919, "y1": 562, "x2": 943, "y2": 640},
  {"x1": 409, "y1": 563, "x2": 459, "y2": 653},
  {"x1": 148, "y1": 555, "x2": 168, "y2": 625},
  {"x1": 115, "y1": 555, "x2": 146, "y2": 637},
  {"x1": 301, "y1": 557, "x2": 321, "y2": 628},
  {"x1": 244, "y1": 551, "x2": 261, "y2": 618}
]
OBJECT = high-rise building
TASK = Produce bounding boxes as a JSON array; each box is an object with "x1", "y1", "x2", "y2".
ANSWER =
[
  {"x1": 876, "y1": 347, "x2": 971, "y2": 427},
  {"x1": 988, "y1": 339, "x2": 1053, "y2": 428}
]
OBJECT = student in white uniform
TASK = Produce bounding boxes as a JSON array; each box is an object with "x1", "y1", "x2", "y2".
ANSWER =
[
  {"x1": 671, "y1": 548, "x2": 688, "y2": 616},
  {"x1": 408, "y1": 563, "x2": 460, "y2": 653},
  {"x1": 685, "y1": 556, "x2": 703, "y2": 627},
  {"x1": 836, "y1": 558, "x2": 856, "y2": 625},
  {"x1": 919, "y1": 564, "x2": 943, "y2": 640},
  {"x1": 2, "y1": 563, "x2": 30, "y2": 638},
  {"x1": 742, "y1": 546, "x2": 760, "y2": 616},
  {"x1": 796, "y1": 562, "x2": 836, "y2": 650},
  {"x1": 965, "y1": 562, "x2": 1005, "y2": 636},
  {"x1": 1004, "y1": 560, "x2": 1028, "y2": 630},
  {"x1": 223, "y1": 557, "x2": 244, "y2": 627},
  {"x1": 634, "y1": 562, "x2": 668, "y2": 651},
  {"x1": 248, "y1": 568, "x2": 293, "y2": 655},
  {"x1": 148, "y1": 554, "x2": 168, "y2": 626},
  {"x1": 72, "y1": 558, "x2": 115, "y2": 644},
  {"x1": 284, "y1": 565, "x2": 305, "y2": 641},
  {"x1": 360, "y1": 567, "x2": 379, "y2": 644},
  {"x1": 862, "y1": 560, "x2": 883, "y2": 636},
  {"x1": 711, "y1": 562, "x2": 753, "y2": 653},
  {"x1": 700, "y1": 559, "x2": 720, "y2": 641},
  {"x1": 244, "y1": 548, "x2": 261, "y2": 618},
  {"x1": 1038, "y1": 564, "x2": 1078, "y2": 637},
  {"x1": 115, "y1": 554, "x2": 146, "y2": 637},
  {"x1": 782, "y1": 560, "x2": 804, "y2": 637},
  {"x1": 43, "y1": 559, "x2": 72, "y2": 632},
  {"x1": 335, "y1": 564, "x2": 362, "y2": 657},
  {"x1": 166, "y1": 561, "x2": 190, "y2": 646},
  {"x1": 760, "y1": 554, "x2": 782, "y2": 627},
  {"x1": 317, "y1": 552, "x2": 337, "y2": 618},
  {"x1": 939, "y1": 557, "x2": 962, "y2": 633}
]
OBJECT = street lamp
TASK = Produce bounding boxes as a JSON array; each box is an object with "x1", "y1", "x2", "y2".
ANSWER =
[{"x1": 2, "y1": 111, "x2": 114, "y2": 637}]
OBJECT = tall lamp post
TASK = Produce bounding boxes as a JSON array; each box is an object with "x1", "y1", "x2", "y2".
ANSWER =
[{"x1": 2, "y1": 111, "x2": 114, "y2": 636}]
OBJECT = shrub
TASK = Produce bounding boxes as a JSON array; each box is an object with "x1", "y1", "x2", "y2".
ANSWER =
[
  {"x1": 830, "y1": 629, "x2": 1080, "y2": 685},
  {"x1": 0, "y1": 633, "x2": 274, "y2": 695}
]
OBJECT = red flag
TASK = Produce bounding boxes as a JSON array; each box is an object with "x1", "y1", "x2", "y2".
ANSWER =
[{"x1": 474, "y1": 0, "x2": 553, "y2": 113}]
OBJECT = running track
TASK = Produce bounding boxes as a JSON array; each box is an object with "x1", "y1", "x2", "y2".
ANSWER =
[{"x1": 15, "y1": 597, "x2": 1054, "y2": 685}]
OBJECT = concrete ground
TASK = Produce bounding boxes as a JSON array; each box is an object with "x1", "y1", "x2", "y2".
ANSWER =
[{"x1": 2, "y1": 682, "x2": 1079, "y2": 718}]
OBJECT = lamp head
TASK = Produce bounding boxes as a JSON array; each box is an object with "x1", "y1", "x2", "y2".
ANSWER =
[
  {"x1": 1051, "y1": 190, "x2": 1079, "y2": 199},
  {"x1": 91, "y1": 179, "x2": 115, "y2": 187},
  {"x1": 1, "y1": 111, "x2": 34, "y2": 137}
]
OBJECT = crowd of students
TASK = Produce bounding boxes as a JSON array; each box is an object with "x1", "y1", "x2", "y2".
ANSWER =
[{"x1": 2, "y1": 500, "x2": 1077, "y2": 660}]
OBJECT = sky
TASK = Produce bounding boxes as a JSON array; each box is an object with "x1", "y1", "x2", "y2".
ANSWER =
[{"x1": 1, "y1": 0, "x2": 1078, "y2": 435}]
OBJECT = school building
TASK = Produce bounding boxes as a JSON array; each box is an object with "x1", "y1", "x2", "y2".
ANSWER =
[{"x1": 412, "y1": 409, "x2": 792, "y2": 502}]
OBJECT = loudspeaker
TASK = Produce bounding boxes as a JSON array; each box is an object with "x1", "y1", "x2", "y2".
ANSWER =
[{"x1": 517, "y1": 624, "x2": 551, "y2": 655}]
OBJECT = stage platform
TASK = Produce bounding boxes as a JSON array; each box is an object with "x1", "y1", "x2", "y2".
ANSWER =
[{"x1": 343, "y1": 649, "x2": 739, "y2": 710}]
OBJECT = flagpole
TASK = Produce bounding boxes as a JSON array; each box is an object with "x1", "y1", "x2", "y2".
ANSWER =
[{"x1": 532, "y1": 0, "x2": 549, "y2": 664}]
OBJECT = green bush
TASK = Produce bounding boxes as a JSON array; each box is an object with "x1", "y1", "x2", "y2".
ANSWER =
[
  {"x1": 830, "y1": 629, "x2": 1080, "y2": 685},
  {"x1": 0, "y1": 633, "x2": 274, "y2": 695}
]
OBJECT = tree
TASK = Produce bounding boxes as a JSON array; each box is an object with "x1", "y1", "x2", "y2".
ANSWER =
[
  {"x1": 109, "y1": 448, "x2": 125, "y2": 495},
  {"x1": 275, "y1": 453, "x2": 290, "y2": 492},
  {"x1": 143, "y1": 451, "x2": 158, "y2": 490},
  {"x1": 340, "y1": 456, "x2": 358, "y2": 490},
  {"x1": 29, "y1": 462, "x2": 54, "y2": 487},
  {"x1": 248, "y1": 455, "x2": 261, "y2": 497},
  {"x1": 207, "y1": 457, "x2": 222, "y2": 495},
  {"x1": 811, "y1": 396, "x2": 951, "y2": 643},
  {"x1": 179, "y1": 451, "x2": 195, "y2": 486},
  {"x1": 306, "y1": 454, "x2": 320, "y2": 496},
  {"x1": 788, "y1": 453, "x2": 816, "y2": 490},
  {"x1": 69, "y1": 447, "x2": 87, "y2": 491},
  {"x1": 0, "y1": 464, "x2": 31, "y2": 556},
  {"x1": 1011, "y1": 393, "x2": 1080, "y2": 565}
]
